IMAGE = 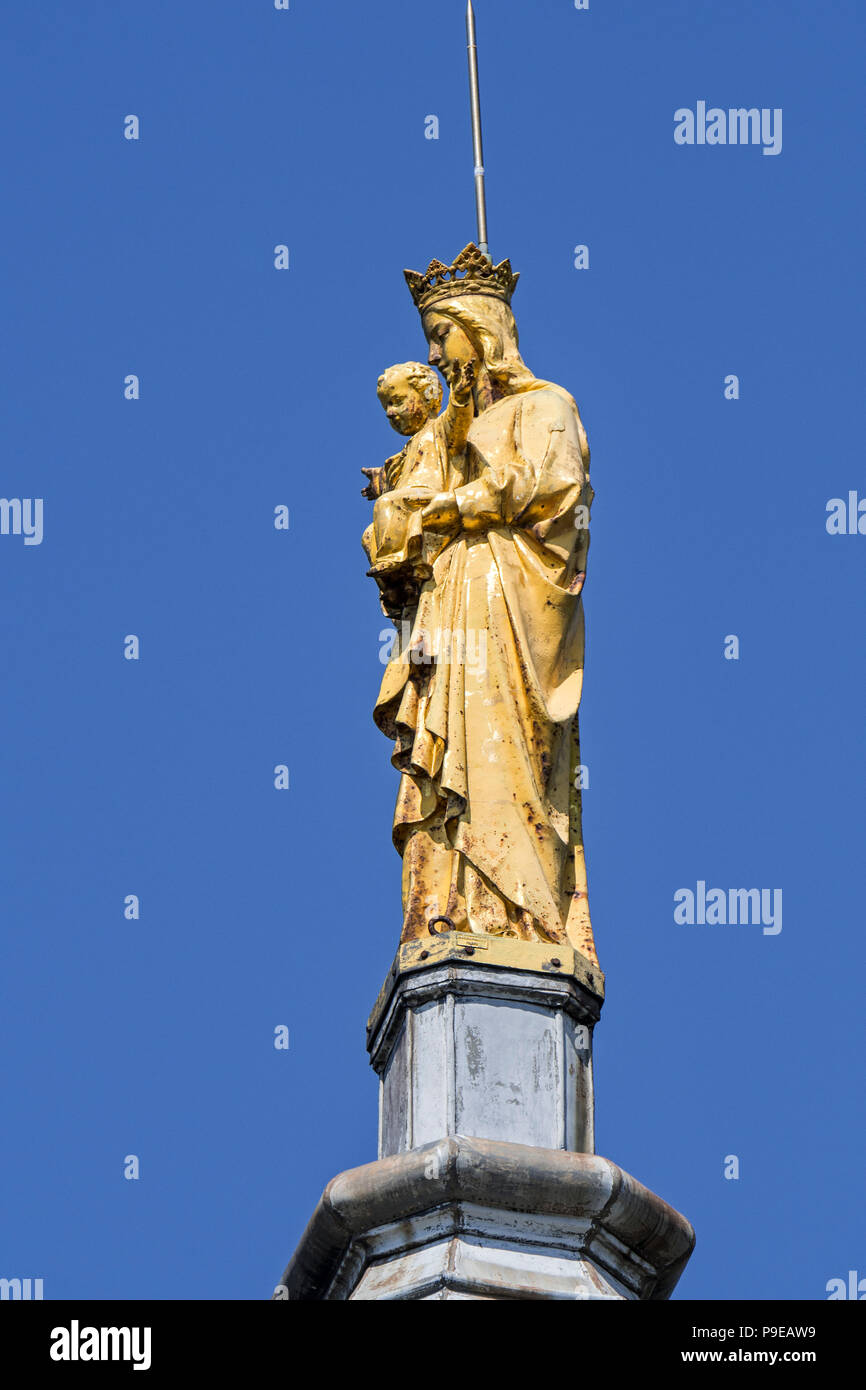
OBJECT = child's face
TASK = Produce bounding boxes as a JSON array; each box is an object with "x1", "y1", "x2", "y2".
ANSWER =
[{"x1": 378, "y1": 374, "x2": 432, "y2": 437}]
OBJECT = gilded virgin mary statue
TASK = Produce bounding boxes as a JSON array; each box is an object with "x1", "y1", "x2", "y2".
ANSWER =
[{"x1": 364, "y1": 245, "x2": 597, "y2": 967}]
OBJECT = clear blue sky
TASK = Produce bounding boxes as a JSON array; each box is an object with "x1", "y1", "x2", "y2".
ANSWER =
[{"x1": 2, "y1": 0, "x2": 863, "y2": 1300}]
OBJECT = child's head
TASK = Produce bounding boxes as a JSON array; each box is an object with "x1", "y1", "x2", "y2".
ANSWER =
[{"x1": 377, "y1": 362, "x2": 443, "y2": 437}]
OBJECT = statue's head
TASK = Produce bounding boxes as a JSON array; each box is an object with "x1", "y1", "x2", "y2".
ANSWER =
[
  {"x1": 405, "y1": 244, "x2": 534, "y2": 397},
  {"x1": 422, "y1": 295, "x2": 532, "y2": 397},
  {"x1": 377, "y1": 362, "x2": 443, "y2": 437}
]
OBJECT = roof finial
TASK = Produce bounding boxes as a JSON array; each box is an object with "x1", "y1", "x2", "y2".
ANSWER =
[{"x1": 465, "y1": 2, "x2": 490, "y2": 260}]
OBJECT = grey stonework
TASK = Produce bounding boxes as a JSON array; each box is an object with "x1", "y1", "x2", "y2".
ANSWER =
[
  {"x1": 275, "y1": 1135, "x2": 695, "y2": 1301},
  {"x1": 368, "y1": 960, "x2": 601, "y2": 1157}
]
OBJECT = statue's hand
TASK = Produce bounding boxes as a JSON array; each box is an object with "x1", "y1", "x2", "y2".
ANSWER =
[
  {"x1": 449, "y1": 358, "x2": 477, "y2": 407},
  {"x1": 421, "y1": 492, "x2": 460, "y2": 533},
  {"x1": 361, "y1": 466, "x2": 385, "y2": 500}
]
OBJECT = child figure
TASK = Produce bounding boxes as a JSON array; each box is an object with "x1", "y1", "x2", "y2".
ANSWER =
[{"x1": 362, "y1": 359, "x2": 475, "y2": 615}]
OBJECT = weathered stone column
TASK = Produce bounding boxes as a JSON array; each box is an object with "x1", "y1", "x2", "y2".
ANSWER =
[
  {"x1": 275, "y1": 934, "x2": 695, "y2": 1301},
  {"x1": 369, "y1": 935, "x2": 602, "y2": 1157}
]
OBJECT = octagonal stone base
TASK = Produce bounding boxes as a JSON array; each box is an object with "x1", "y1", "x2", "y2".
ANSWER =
[{"x1": 275, "y1": 1135, "x2": 695, "y2": 1301}]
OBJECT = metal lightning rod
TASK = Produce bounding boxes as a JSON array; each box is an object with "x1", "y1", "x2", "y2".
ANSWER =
[{"x1": 465, "y1": 1, "x2": 490, "y2": 259}]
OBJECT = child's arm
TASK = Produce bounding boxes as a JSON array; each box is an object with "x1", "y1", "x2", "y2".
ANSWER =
[
  {"x1": 441, "y1": 359, "x2": 476, "y2": 456},
  {"x1": 361, "y1": 466, "x2": 387, "y2": 500},
  {"x1": 361, "y1": 446, "x2": 411, "y2": 499}
]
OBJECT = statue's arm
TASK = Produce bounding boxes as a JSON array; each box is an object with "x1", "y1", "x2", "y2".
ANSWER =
[
  {"x1": 361, "y1": 466, "x2": 387, "y2": 499},
  {"x1": 420, "y1": 491, "x2": 461, "y2": 532},
  {"x1": 441, "y1": 396, "x2": 474, "y2": 457},
  {"x1": 441, "y1": 360, "x2": 476, "y2": 457},
  {"x1": 423, "y1": 390, "x2": 588, "y2": 536}
]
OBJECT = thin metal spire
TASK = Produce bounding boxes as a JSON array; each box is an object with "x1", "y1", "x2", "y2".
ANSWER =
[{"x1": 465, "y1": 1, "x2": 489, "y2": 259}]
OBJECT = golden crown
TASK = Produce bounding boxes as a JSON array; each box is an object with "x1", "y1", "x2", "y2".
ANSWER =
[{"x1": 404, "y1": 243, "x2": 520, "y2": 312}]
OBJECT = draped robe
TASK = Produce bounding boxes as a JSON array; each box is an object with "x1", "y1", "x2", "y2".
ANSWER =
[{"x1": 370, "y1": 377, "x2": 597, "y2": 960}]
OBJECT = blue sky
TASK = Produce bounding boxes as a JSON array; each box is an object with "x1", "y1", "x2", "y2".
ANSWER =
[{"x1": 1, "y1": 0, "x2": 863, "y2": 1300}]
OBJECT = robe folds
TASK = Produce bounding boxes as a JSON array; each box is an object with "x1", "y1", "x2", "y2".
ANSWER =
[{"x1": 371, "y1": 378, "x2": 597, "y2": 958}]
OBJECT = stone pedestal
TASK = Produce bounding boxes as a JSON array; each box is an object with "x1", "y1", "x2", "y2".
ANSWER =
[
  {"x1": 275, "y1": 935, "x2": 695, "y2": 1301},
  {"x1": 368, "y1": 936, "x2": 603, "y2": 1157}
]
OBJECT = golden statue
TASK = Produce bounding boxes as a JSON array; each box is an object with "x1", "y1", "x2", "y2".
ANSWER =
[
  {"x1": 362, "y1": 357, "x2": 476, "y2": 618},
  {"x1": 364, "y1": 245, "x2": 597, "y2": 965}
]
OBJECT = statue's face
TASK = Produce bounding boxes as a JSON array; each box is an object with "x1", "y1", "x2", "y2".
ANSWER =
[
  {"x1": 377, "y1": 373, "x2": 430, "y2": 437},
  {"x1": 423, "y1": 311, "x2": 477, "y2": 386}
]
